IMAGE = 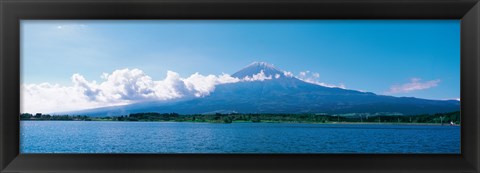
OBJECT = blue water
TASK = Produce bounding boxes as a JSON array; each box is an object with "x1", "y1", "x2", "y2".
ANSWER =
[{"x1": 20, "y1": 121, "x2": 460, "y2": 154}]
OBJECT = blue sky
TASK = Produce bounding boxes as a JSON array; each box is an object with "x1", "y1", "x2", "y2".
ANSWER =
[{"x1": 21, "y1": 20, "x2": 460, "y2": 113}]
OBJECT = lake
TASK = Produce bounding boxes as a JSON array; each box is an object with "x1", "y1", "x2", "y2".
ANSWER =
[{"x1": 20, "y1": 121, "x2": 460, "y2": 153}]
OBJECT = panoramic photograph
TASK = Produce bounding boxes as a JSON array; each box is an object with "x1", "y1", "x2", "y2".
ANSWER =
[{"x1": 20, "y1": 20, "x2": 460, "y2": 153}]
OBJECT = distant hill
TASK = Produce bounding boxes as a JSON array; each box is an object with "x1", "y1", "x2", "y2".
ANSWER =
[{"x1": 63, "y1": 62, "x2": 460, "y2": 117}]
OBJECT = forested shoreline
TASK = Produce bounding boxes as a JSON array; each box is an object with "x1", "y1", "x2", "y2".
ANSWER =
[{"x1": 20, "y1": 111, "x2": 460, "y2": 125}]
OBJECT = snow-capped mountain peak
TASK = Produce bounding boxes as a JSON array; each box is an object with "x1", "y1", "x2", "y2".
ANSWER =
[{"x1": 232, "y1": 61, "x2": 285, "y2": 79}]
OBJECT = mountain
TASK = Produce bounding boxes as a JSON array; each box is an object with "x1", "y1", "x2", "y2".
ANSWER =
[{"x1": 65, "y1": 62, "x2": 460, "y2": 117}]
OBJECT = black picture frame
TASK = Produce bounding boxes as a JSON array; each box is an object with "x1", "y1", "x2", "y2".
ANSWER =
[{"x1": 1, "y1": 0, "x2": 479, "y2": 172}]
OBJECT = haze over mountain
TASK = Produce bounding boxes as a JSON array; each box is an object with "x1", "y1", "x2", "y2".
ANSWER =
[{"x1": 64, "y1": 62, "x2": 460, "y2": 117}]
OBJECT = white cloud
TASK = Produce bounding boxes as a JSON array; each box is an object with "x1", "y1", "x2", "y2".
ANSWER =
[
  {"x1": 22, "y1": 68, "x2": 242, "y2": 113},
  {"x1": 283, "y1": 71, "x2": 294, "y2": 78},
  {"x1": 314, "y1": 82, "x2": 346, "y2": 89},
  {"x1": 242, "y1": 70, "x2": 272, "y2": 81},
  {"x1": 21, "y1": 83, "x2": 120, "y2": 114},
  {"x1": 442, "y1": 98, "x2": 460, "y2": 101},
  {"x1": 183, "y1": 73, "x2": 239, "y2": 97},
  {"x1": 299, "y1": 71, "x2": 309, "y2": 78},
  {"x1": 22, "y1": 68, "x2": 352, "y2": 113},
  {"x1": 385, "y1": 78, "x2": 440, "y2": 94},
  {"x1": 56, "y1": 24, "x2": 87, "y2": 30},
  {"x1": 295, "y1": 71, "x2": 346, "y2": 89}
]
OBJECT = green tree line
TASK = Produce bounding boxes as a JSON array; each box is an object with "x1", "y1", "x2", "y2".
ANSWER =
[
  {"x1": 20, "y1": 113, "x2": 91, "y2": 121},
  {"x1": 20, "y1": 111, "x2": 460, "y2": 124}
]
